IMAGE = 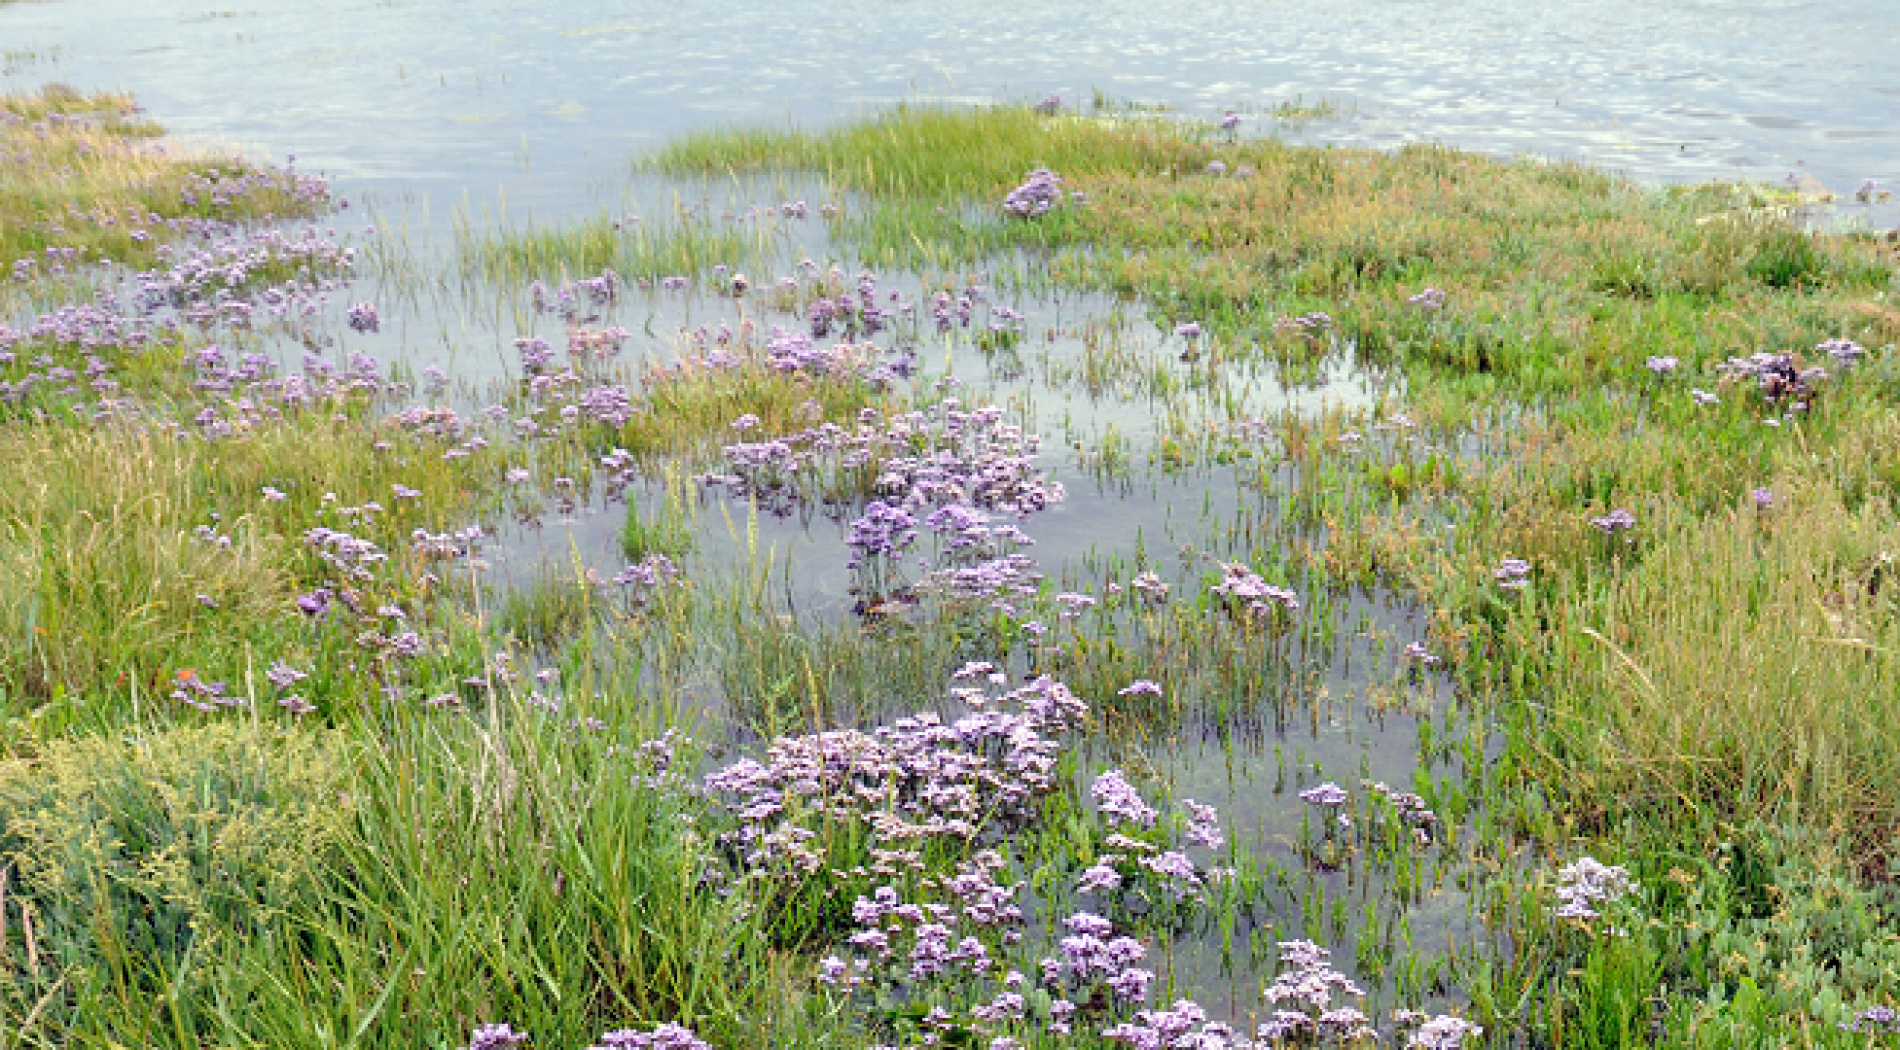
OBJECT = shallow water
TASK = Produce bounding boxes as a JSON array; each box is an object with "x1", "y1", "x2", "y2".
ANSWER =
[{"x1": 3, "y1": 0, "x2": 1896, "y2": 232}]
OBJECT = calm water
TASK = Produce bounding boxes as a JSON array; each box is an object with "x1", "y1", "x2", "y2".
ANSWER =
[{"x1": 4, "y1": 0, "x2": 1896, "y2": 230}]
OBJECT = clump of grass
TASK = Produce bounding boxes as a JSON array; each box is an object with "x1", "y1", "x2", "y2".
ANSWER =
[
  {"x1": 453, "y1": 201, "x2": 786, "y2": 289},
  {"x1": 1, "y1": 84, "x2": 327, "y2": 273},
  {"x1": 0, "y1": 721, "x2": 347, "y2": 1040},
  {"x1": 658, "y1": 105, "x2": 1895, "y2": 397},
  {"x1": 653, "y1": 103, "x2": 1207, "y2": 201},
  {"x1": 0, "y1": 408, "x2": 495, "y2": 715}
]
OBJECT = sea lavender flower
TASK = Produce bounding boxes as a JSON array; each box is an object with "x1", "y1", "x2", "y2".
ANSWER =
[
  {"x1": 1181, "y1": 799, "x2": 1224, "y2": 850},
  {"x1": 1034, "y1": 93, "x2": 1063, "y2": 115},
  {"x1": 1645, "y1": 355, "x2": 1678, "y2": 375},
  {"x1": 1753, "y1": 486, "x2": 1774, "y2": 511},
  {"x1": 1117, "y1": 679, "x2": 1163, "y2": 698},
  {"x1": 1259, "y1": 940, "x2": 1373, "y2": 1043},
  {"x1": 1175, "y1": 322, "x2": 1203, "y2": 340},
  {"x1": 1494, "y1": 557, "x2": 1531, "y2": 589},
  {"x1": 1091, "y1": 769, "x2": 1159, "y2": 827},
  {"x1": 1551, "y1": 855, "x2": 1636, "y2": 920},
  {"x1": 1077, "y1": 862, "x2": 1123, "y2": 893},
  {"x1": 1220, "y1": 110, "x2": 1242, "y2": 132},
  {"x1": 296, "y1": 587, "x2": 334, "y2": 618},
  {"x1": 1004, "y1": 168, "x2": 1064, "y2": 219},
  {"x1": 1589, "y1": 507, "x2": 1636, "y2": 535},
  {"x1": 1405, "y1": 1014, "x2": 1485, "y2": 1049},
  {"x1": 1299, "y1": 782, "x2": 1349, "y2": 808},
  {"x1": 346, "y1": 301, "x2": 379, "y2": 333},
  {"x1": 1206, "y1": 160, "x2": 1227, "y2": 176},
  {"x1": 1819, "y1": 337, "x2": 1865, "y2": 366},
  {"x1": 590, "y1": 1022, "x2": 714, "y2": 1050},
  {"x1": 266, "y1": 660, "x2": 308, "y2": 690},
  {"x1": 262, "y1": 486, "x2": 287, "y2": 502},
  {"x1": 1841, "y1": 1006, "x2": 1900, "y2": 1034},
  {"x1": 1691, "y1": 388, "x2": 1720, "y2": 406},
  {"x1": 462, "y1": 1024, "x2": 530, "y2": 1050},
  {"x1": 1407, "y1": 287, "x2": 1446, "y2": 311},
  {"x1": 1402, "y1": 641, "x2": 1439, "y2": 665}
]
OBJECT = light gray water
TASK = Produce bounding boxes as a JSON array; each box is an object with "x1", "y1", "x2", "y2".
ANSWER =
[{"x1": 4, "y1": 0, "x2": 1896, "y2": 229}]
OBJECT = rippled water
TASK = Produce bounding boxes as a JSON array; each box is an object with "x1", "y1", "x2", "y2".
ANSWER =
[{"x1": 4, "y1": 0, "x2": 1896, "y2": 229}]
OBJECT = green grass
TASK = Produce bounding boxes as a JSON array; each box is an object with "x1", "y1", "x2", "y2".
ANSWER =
[
  {"x1": 5, "y1": 92, "x2": 1900, "y2": 1048},
  {"x1": 1, "y1": 84, "x2": 322, "y2": 274}
]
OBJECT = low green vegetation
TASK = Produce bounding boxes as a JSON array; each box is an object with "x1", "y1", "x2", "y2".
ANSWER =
[{"x1": 3, "y1": 89, "x2": 1899, "y2": 1049}]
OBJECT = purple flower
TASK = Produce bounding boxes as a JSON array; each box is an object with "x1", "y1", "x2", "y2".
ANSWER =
[
  {"x1": 1091, "y1": 770, "x2": 1159, "y2": 827},
  {"x1": 1175, "y1": 322, "x2": 1202, "y2": 340},
  {"x1": 1299, "y1": 782, "x2": 1349, "y2": 808},
  {"x1": 1004, "y1": 168, "x2": 1063, "y2": 218},
  {"x1": 1220, "y1": 110, "x2": 1241, "y2": 131},
  {"x1": 346, "y1": 301, "x2": 379, "y2": 334},
  {"x1": 1407, "y1": 1014, "x2": 1485, "y2": 1048},
  {"x1": 462, "y1": 1024, "x2": 529, "y2": 1050},
  {"x1": 266, "y1": 660, "x2": 308, "y2": 690},
  {"x1": 1752, "y1": 486, "x2": 1774, "y2": 511},
  {"x1": 1645, "y1": 355, "x2": 1678, "y2": 375},
  {"x1": 1117, "y1": 679, "x2": 1163, "y2": 698},
  {"x1": 1551, "y1": 855, "x2": 1636, "y2": 921},
  {"x1": 591, "y1": 1022, "x2": 714, "y2": 1050},
  {"x1": 1408, "y1": 287, "x2": 1446, "y2": 311},
  {"x1": 1494, "y1": 557, "x2": 1531, "y2": 589},
  {"x1": 1589, "y1": 507, "x2": 1636, "y2": 535},
  {"x1": 1402, "y1": 641, "x2": 1439, "y2": 665},
  {"x1": 1819, "y1": 337, "x2": 1865, "y2": 366},
  {"x1": 1843, "y1": 1006, "x2": 1900, "y2": 1034},
  {"x1": 1077, "y1": 862, "x2": 1122, "y2": 893},
  {"x1": 296, "y1": 588, "x2": 333, "y2": 618},
  {"x1": 1034, "y1": 94, "x2": 1063, "y2": 115}
]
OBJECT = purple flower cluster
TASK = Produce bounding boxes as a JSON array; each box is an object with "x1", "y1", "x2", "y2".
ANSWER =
[
  {"x1": 1716, "y1": 351, "x2": 1827, "y2": 405},
  {"x1": 346, "y1": 301, "x2": 379, "y2": 333},
  {"x1": 1842, "y1": 1006, "x2": 1900, "y2": 1035},
  {"x1": 1209, "y1": 563, "x2": 1300, "y2": 620},
  {"x1": 462, "y1": 1024, "x2": 530, "y2": 1050},
  {"x1": 1092, "y1": 770, "x2": 1160, "y2": 828},
  {"x1": 303, "y1": 526, "x2": 387, "y2": 580},
  {"x1": 1588, "y1": 507, "x2": 1636, "y2": 536},
  {"x1": 172, "y1": 669, "x2": 245, "y2": 712},
  {"x1": 1257, "y1": 940, "x2": 1375, "y2": 1045},
  {"x1": 590, "y1": 1023, "x2": 713, "y2": 1050},
  {"x1": 1408, "y1": 287, "x2": 1447, "y2": 312},
  {"x1": 1818, "y1": 337, "x2": 1865, "y2": 366},
  {"x1": 1394, "y1": 1012, "x2": 1484, "y2": 1049},
  {"x1": 1552, "y1": 855, "x2": 1636, "y2": 921},
  {"x1": 1105, "y1": 999, "x2": 1242, "y2": 1050},
  {"x1": 1493, "y1": 557, "x2": 1531, "y2": 589},
  {"x1": 1004, "y1": 168, "x2": 1064, "y2": 219},
  {"x1": 1299, "y1": 782, "x2": 1349, "y2": 808},
  {"x1": 1043, "y1": 911, "x2": 1155, "y2": 1003},
  {"x1": 1273, "y1": 312, "x2": 1334, "y2": 339},
  {"x1": 703, "y1": 674, "x2": 1086, "y2": 872},
  {"x1": 613, "y1": 553, "x2": 683, "y2": 598}
]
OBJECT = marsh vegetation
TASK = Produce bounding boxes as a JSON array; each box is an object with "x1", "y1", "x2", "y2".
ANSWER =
[{"x1": 1, "y1": 84, "x2": 1898, "y2": 1050}]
